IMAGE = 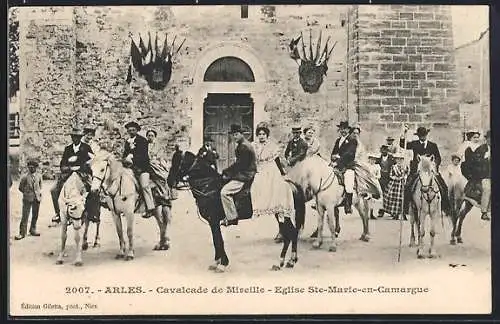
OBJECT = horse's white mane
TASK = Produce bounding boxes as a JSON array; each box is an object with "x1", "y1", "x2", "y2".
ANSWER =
[{"x1": 61, "y1": 173, "x2": 87, "y2": 205}]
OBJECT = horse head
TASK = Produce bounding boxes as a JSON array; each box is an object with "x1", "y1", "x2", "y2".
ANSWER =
[
  {"x1": 417, "y1": 155, "x2": 437, "y2": 190},
  {"x1": 61, "y1": 173, "x2": 88, "y2": 223},
  {"x1": 90, "y1": 151, "x2": 114, "y2": 193}
]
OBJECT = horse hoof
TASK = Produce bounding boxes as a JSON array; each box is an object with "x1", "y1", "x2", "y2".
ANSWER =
[
  {"x1": 450, "y1": 239, "x2": 456, "y2": 245},
  {"x1": 115, "y1": 254, "x2": 124, "y2": 259},
  {"x1": 214, "y1": 264, "x2": 227, "y2": 273},
  {"x1": 56, "y1": 260, "x2": 63, "y2": 265},
  {"x1": 359, "y1": 235, "x2": 369, "y2": 242},
  {"x1": 328, "y1": 246, "x2": 337, "y2": 252},
  {"x1": 74, "y1": 261, "x2": 83, "y2": 267},
  {"x1": 457, "y1": 238, "x2": 463, "y2": 244},
  {"x1": 93, "y1": 243, "x2": 100, "y2": 248},
  {"x1": 153, "y1": 245, "x2": 160, "y2": 251},
  {"x1": 417, "y1": 254, "x2": 425, "y2": 259},
  {"x1": 271, "y1": 265, "x2": 282, "y2": 271},
  {"x1": 409, "y1": 243, "x2": 416, "y2": 248},
  {"x1": 312, "y1": 242, "x2": 322, "y2": 249},
  {"x1": 428, "y1": 253, "x2": 438, "y2": 259},
  {"x1": 82, "y1": 243, "x2": 89, "y2": 251},
  {"x1": 125, "y1": 256, "x2": 134, "y2": 261}
]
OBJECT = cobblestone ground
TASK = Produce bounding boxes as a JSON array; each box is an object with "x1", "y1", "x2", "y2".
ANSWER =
[{"x1": 9, "y1": 181, "x2": 491, "y2": 315}]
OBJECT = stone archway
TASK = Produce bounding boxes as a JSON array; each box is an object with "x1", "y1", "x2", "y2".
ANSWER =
[{"x1": 189, "y1": 42, "x2": 269, "y2": 153}]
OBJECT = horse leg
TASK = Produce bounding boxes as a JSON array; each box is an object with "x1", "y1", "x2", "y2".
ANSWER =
[
  {"x1": 82, "y1": 216, "x2": 90, "y2": 251},
  {"x1": 153, "y1": 206, "x2": 164, "y2": 251},
  {"x1": 56, "y1": 217, "x2": 68, "y2": 265},
  {"x1": 325, "y1": 204, "x2": 338, "y2": 252},
  {"x1": 112, "y1": 211, "x2": 126, "y2": 259},
  {"x1": 272, "y1": 232, "x2": 290, "y2": 271},
  {"x1": 286, "y1": 227, "x2": 299, "y2": 268},
  {"x1": 73, "y1": 219, "x2": 84, "y2": 266},
  {"x1": 449, "y1": 200, "x2": 459, "y2": 245},
  {"x1": 417, "y1": 210, "x2": 426, "y2": 259},
  {"x1": 428, "y1": 211, "x2": 439, "y2": 259},
  {"x1": 274, "y1": 213, "x2": 284, "y2": 243},
  {"x1": 312, "y1": 203, "x2": 325, "y2": 249},
  {"x1": 162, "y1": 206, "x2": 172, "y2": 249},
  {"x1": 357, "y1": 198, "x2": 370, "y2": 242},
  {"x1": 409, "y1": 204, "x2": 416, "y2": 247},
  {"x1": 93, "y1": 221, "x2": 101, "y2": 248},
  {"x1": 211, "y1": 221, "x2": 229, "y2": 273},
  {"x1": 334, "y1": 207, "x2": 341, "y2": 237},
  {"x1": 125, "y1": 212, "x2": 135, "y2": 261},
  {"x1": 456, "y1": 200, "x2": 473, "y2": 244}
]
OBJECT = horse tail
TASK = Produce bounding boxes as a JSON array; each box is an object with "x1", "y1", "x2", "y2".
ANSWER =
[{"x1": 288, "y1": 180, "x2": 306, "y2": 230}]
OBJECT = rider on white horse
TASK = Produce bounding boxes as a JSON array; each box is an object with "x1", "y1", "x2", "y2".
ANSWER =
[
  {"x1": 50, "y1": 127, "x2": 94, "y2": 224},
  {"x1": 330, "y1": 121, "x2": 358, "y2": 215}
]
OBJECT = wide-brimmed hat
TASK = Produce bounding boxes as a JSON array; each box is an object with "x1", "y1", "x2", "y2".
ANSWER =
[
  {"x1": 368, "y1": 152, "x2": 379, "y2": 159},
  {"x1": 386, "y1": 136, "x2": 395, "y2": 142},
  {"x1": 291, "y1": 126, "x2": 302, "y2": 132},
  {"x1": 27, "y1": 159, "x2": 39, "y2": 167},
  {"x1": 337, "y1": 121, "x2": 350, "y2": 129},
  {"x1": 414, "y1": 127, "x2": 430, "y2": 136},
  {"x1": 466, "y1": 129, "x2": 480, "y2": 136},
  {"x1": 380, "y1": 144, "x2": 389, "y2": 151},
  {"x1": 229, "y1": 124, "x2": 243, "y2": 134},
  {"x1": 125, "y1": 121, "x2": 141, "y2": 131},
  {"x1": 83, "y1": 126, "x2": 96, "y2": 135},
  {"x1": 69, "y1": 127, "x2": 85, "y2": 136}
]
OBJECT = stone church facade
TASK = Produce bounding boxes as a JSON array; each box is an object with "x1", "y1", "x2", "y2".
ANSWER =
[{"x1": 17, "y1": 5, "x2": 461, "y2": 177}]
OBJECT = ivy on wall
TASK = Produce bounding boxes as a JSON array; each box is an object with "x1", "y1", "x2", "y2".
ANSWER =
[{"x1": 9, "y1": 8, "x2": 19, "y2": 98}]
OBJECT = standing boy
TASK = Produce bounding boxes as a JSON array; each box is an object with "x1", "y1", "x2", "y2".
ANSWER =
[{"x1": 15, "y1": 159, "x2": 42, "y2": 240}]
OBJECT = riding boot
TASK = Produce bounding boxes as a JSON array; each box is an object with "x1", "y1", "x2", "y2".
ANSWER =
[{"x1": 344, "y1": 193, "x2": 353, "y2": 215}]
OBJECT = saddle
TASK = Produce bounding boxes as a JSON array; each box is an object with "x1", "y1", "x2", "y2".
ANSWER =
[{"x1": 228, "y1": 179, "x2": 254, "y2": 221}]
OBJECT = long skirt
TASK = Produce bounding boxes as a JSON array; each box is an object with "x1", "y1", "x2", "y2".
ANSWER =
[
  {"x1": 383, "y1": 178, "x2": 404, "y2": 216},
  {"x1": 354, "y1": 161, "x2": 383, "y2": 199},
  {"x1": 149, "y1": 160, "x2": 174, "y2": 205},
  {"x1": 251, "y1": 160, "x2": 295, "y2": 220}
]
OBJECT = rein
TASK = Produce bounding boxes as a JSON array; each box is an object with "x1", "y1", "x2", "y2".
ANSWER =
[
  {"x1": 418, "y1": 171, "x2": 440, "y2": 216},
  {"x1": 313, "y1": 167, "x2": 336, "y2": 196}
]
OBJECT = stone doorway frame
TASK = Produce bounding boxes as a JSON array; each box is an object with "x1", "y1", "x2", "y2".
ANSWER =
[{"x1": 189, "y1": 42, "x2": 269, "y2": 151}]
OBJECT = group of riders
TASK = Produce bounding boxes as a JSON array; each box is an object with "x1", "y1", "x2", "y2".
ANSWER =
[{"x1": 45, "y1": 119, "x2": 490, "y2": 235}]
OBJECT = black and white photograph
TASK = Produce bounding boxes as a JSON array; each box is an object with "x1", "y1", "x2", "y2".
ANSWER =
[{"x1": 7, "y1": 4, "x2": 491, "y2": 316}]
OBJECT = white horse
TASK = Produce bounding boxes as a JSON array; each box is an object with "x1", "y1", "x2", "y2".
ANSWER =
[
  {"x1": 56, "y1": 172, "x2": 88, "y2": 266},
  {"x1": 286, "y1": 155, "x2": 376, "y2": 252}
]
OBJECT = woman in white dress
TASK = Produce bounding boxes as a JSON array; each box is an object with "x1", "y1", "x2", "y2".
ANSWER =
[{"x1": 251, "y1": 123, "x2": 296, "y2": 242}]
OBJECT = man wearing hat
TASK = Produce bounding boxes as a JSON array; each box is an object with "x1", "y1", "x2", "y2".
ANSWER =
[
  {"x1": 15, "y1": 159, "x2": 43, "y2": 239},
  {"x1": 284, "y1": 126, "x2": 308, "y2": 167},
  {"x1": 123, "y1": 121, "x2": 156, "y2": 218},
  {"x1": 50, "y1": 127, "x2": 94, "y2": 223},
  {"x1": 197, "y1": 135, "x2": 219, "y2": 171},
  {"x1": 330, "y1": 121, "x2": 358, "y2": 215},
  {"x1": 220, "y1": 124, "x2": 257, "y2": 226},
  {"x1": 400, "y1": 124, "x2": 450, "y2": 217}
]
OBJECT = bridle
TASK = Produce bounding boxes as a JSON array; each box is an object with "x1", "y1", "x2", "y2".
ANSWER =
[
  {"x1": 91, "y1": 161, "x2": 110, "y2": 195},
  {"x1": 418, "y1": 168, "x2": 440, "y2": 215},
  {"x1": 313, "y1": 167, "x2": 337, "y2": 196}
]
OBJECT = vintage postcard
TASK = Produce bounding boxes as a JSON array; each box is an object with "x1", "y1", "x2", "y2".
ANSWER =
[{"x1": 8, "y1": 4, "x2": 491, "y2": 316}]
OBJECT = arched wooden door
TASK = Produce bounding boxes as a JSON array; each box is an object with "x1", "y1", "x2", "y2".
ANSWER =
[{"x1": 203, "y1": 93, "x2": 254, "y2": 170}]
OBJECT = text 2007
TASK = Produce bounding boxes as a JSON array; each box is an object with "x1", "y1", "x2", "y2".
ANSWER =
[{"x1": 65, "y1": 287, "x2": 91, "y2": 294}]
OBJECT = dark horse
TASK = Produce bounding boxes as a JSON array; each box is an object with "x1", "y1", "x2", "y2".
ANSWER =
[{"x1": 170, "y1": 151, "x2": 306, "y2": 272}]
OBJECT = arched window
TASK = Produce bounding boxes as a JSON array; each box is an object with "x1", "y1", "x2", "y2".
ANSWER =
[{"x1": 203, "y1": 56, "x2": 255, "y2": 82}]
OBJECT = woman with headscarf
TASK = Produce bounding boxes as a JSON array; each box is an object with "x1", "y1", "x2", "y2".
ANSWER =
[
  {"x1": 251, "y1": 122, "x2": 296, "y2": 242},
  {"x1": 303, "y1": 126, "x2": 321, "y2": 157},
  {"x1": 146, "y1": 129, "x2": 172, "y2": 205}
]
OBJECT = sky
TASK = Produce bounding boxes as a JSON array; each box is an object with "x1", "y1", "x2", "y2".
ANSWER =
[{"x1": 451, "y1": 5, "x2": 489, "y2": 47}]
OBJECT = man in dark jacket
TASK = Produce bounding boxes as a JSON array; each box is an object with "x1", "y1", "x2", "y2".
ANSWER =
[
  {"x1": 284, "y1": 126, "x2": 308, "y2": 167},
  {"x1": 197, "y1": 136, "x2": 219, "y2": 171},
  {"x1": 220, "y1": 124, "x2": 257, "y2": 226},
  {"x1": 50, "y1": 127, "x2": 94, "y2": 223},
  {"x1": 400, "y1": 125, "x2": 450, "y2": 217},
  {"x1": 330, "y1": 121, "x2": 358, "y2": 215},
  {"x1": 123, "y1": 121, "x2": 155, "y2": 218}
]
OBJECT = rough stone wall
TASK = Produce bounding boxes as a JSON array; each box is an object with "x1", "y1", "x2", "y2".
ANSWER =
[
  {"x1": 20, "y1": 5, "x2": 352, "y2": 177},
  {"x1": 351, "y1": 4, "x2": 461, "y2": 159},
  {"x1": 454, "y1": 30, "x2": 490, "y2": 132},
  {"x1": 19, "y1": 7, "x2": 76, "y2": 178}
]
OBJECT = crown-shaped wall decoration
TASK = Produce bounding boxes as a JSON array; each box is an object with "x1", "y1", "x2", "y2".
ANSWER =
[{"x1": 126, "y1": 32, "x2": 186, "y2": 90}]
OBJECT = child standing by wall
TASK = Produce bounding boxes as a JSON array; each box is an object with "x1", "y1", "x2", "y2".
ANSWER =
[
  {"x1": 383, "y1": 152, "x2": 408, "y2": 220},
  {"x1": 15, "y1": 159, "x2": 42, "y2": 240}
]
